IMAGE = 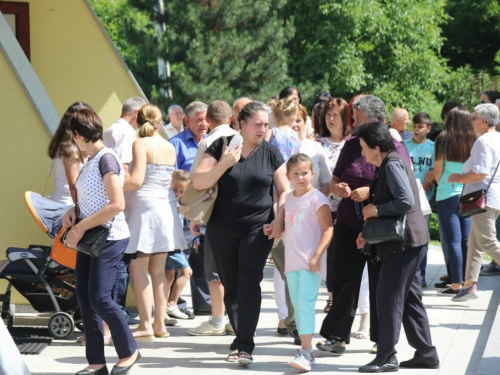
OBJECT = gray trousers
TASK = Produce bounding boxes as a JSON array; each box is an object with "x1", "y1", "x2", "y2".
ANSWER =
[{"x1": 271, "y1": 240, "x2": 296, "y2": 332}]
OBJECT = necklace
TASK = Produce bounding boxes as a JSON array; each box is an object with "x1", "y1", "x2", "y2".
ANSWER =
[{"x1": 242, "y1": 141, "x2": 261, "y2": 159}]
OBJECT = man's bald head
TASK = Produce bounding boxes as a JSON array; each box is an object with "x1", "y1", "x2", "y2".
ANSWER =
[
  {"x1": 232, "y1": 97, "x2": 252, "y2": 131},
  {"x1": 391, "y1": 108, "x2": 409, "y2": 134}
]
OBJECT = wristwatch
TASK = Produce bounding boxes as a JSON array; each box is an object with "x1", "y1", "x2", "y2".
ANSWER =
[{"x1": 375, "y1": 206, "x2": 378, "y2": 216}]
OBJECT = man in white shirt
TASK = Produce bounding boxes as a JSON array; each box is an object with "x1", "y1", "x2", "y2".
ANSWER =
[
  {"x1": 163, "y1": 105, "x2": 185, "y2": 139},
  {"x1": 103, "y1": 96, "x2": 146, "y2": 172},
  {"x1": 103, "y1": 96, "x2": 146, "y2": 325}
]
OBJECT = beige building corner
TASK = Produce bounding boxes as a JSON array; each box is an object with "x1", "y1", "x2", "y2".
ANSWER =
[{"x1": 0, "y1": 0, "x2": 145, "y2": 304}]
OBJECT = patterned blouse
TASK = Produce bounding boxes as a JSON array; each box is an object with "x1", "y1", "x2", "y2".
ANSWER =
[{"x1": 75, "y1": 147, "x2": 130, "y2": 241}]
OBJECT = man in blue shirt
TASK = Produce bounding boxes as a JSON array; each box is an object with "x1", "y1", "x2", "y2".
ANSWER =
[
  {"x1": 170, "y1": 101, "x2": 209, "y2": 171},
  {"x1": 169, "y1": 101, "x2": 212, "y2": 317}
]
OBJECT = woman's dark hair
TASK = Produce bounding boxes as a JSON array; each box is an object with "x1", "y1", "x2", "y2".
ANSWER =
[
  {"x1": 482, "y1": 90, "x2": 500, "y2": 104},
  {"x1": 320, "y1": 98, "x2": 350, "y2": 138},
  {"x1": 440, "y1": 101, "x2": 461, "y2": 121},
  {"x1": 70, "y1": 108, "x2": 104, "y2": 143},
  {"x1": 237, "y1": 101, "x2": 270, "y2": 126},
  {"x1": 313, "y1": 92, "x2": 331, "y2": 107},
  {"x1": 435, "y1": 107, "x2": 476, "y2": 162},
  {"x1": 279, "y1": 86, "x2": 302, "y2": 104},
  {"x1": 48, "y1": 101, "x2": 93, "y2": 159},
  {"x1": 353, "y1": 122, "x2": 396, "y2": 153},
  {"x1": 412, "y1": 112, "x2": 431, "y2": 126},
  {"x1": 312, "y1": 102, "x2": 325, "y2": 136}
]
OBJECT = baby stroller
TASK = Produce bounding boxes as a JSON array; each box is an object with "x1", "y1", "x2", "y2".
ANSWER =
[{"x1": 0, "y1": 191, "x2": 80, "y2": 339}]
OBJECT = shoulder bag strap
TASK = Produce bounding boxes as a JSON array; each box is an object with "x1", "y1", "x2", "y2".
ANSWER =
[{"x1": 485, "y1": 159, "x2": 500, "y2": 193}]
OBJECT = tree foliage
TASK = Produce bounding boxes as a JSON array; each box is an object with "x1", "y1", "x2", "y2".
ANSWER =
[
  {"x1": 90, "y1": 0, "x2": 500, "y2": 119},
  {"x1": 283, "y1": 0, "x2": 448, "y2": 113},
  {"x1": 130, "y1": 0, "x2": 294, "y2": 107},
  {"x1": 89, "y1": 0, "x2": 160, "y2": 97}
]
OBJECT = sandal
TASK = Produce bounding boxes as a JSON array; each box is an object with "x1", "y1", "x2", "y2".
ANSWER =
[
  {"x1": 354, "y1": 330, "x2": 368, "y2": 339},
  {"x1": 238, "y1": 351, "x2": 253, "y2": 365},
  {"x1": 154, "y1": 331, "x2": 170, "y2": 338},
  {"x1": 226, "y1": 350, "x2": 238, "y2": 362},
  {"x1": 324, "y1": 300, "x2": 332, "y2": 313}
]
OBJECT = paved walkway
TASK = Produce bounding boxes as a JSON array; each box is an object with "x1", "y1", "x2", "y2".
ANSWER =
[{"x1": 15, "y1": 245, "x2": 500, "y2": 374}]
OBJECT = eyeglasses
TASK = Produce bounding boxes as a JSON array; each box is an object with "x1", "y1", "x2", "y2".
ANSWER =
[
  {"x1": 479, "y1": 100, "x2": 486, "y2": 104},
  {"x1": 316, "y1": 92, "x2": 331, "y2": 98}
]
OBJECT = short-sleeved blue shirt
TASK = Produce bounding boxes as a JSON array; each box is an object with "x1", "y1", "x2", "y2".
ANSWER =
[
  {"x1": 169, "y1": 128, "x2": 207, "y2": 172},
  {"x1": 404, "y1": 138, "x2": 435, "y2": 201}
]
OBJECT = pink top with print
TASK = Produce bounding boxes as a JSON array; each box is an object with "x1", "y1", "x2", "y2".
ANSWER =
[{"x1": 284, "y1": 189, "x2": 331, "y2": 279}]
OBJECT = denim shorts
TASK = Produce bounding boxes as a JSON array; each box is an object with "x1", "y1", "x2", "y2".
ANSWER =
[{"x1": 165, "y1": 249, "x2": 189, "y2": 271}]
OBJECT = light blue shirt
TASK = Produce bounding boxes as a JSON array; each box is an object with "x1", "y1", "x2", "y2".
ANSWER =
[
  {"x1": 437, "y1": 160, "x2": 464, "y2": 201},
  {"x1": 169, "y1": 128, "x2": 207, "y2": 172},
  {"x1": 404, "y1": 139, "x2": 435, "y2": 201}
]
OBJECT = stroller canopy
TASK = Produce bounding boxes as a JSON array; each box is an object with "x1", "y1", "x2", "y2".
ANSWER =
[{"x1": 25, "y1": 191, "x2": 70, "y2": 238}]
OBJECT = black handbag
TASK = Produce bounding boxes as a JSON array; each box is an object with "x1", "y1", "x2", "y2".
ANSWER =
[
  {"x1": 362, "y1": 215, "x2": 407, "y2": 244},
  {"x1": 60, "y1": 217, "x2": 110, "y2": 258}
]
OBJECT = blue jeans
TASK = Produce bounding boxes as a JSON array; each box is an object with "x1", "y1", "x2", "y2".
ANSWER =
[
  {"x1": 75, "y1": 239, "x2": 137, "y2": 364},
  {"x1": 437, "y1": 195, "x2": 471, "y2": 284}
]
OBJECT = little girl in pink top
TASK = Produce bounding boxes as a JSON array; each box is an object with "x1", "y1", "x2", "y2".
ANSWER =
[{"x1": 284, "y1": 153, "x2": 333, "y2": 371}]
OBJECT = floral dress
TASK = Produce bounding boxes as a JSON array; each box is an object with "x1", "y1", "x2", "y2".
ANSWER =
[{"x1": 269, "y1": 127, "x2": 302, "y2": 163}]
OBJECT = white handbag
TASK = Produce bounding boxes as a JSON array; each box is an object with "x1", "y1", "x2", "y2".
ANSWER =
[{"x1": 416, "y1": 179, "x2": 432, "y2": 216}]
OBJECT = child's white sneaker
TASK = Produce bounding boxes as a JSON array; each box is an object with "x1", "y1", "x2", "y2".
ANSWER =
[{"x1": 290, "y1": 349, "x2": 312, "y2": 371}]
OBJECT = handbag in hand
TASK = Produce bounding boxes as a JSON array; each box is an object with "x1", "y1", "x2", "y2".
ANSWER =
[
  {"x1": 60, "y1": 217, "x2": 110, "y2": 258},
  {"x1": 179, "y1": 137, "x2": 228, "y2": 224},
  {"x1": 459, "y1": 161, "x2": 500, "y2": 217},
  {"x1": 362, "y1": 215, "x2": 407, "y2": 245}
]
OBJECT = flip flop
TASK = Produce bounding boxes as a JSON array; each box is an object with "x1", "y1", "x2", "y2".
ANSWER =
[
  {"x1": 354, "y1": 330, "x2": 368, "y2": 339},
  {"x1": 238, "y1": 351, "x2": 253, "y2": 365},
  {"x1": 154, "y1": 331, "x2": 170, "y2": 338},
  {"x1": 226, "y1": 350, "x2": 238, "y2": 362}
]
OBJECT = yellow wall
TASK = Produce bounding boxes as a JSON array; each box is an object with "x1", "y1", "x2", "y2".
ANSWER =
[
  {"x1": 0, "y1": 52, "x2": 54, "y2": 303},
  {"x1": 10, "y1": 0, "x2": 144, "y2": 128},
  {"x1": 2, "y1": 0, "x2": 145, "y2": 304}
]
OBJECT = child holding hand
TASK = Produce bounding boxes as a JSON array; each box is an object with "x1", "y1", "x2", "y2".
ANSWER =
[{"x1": 284, "y1": 153, "x2": 333, "y2": 371}]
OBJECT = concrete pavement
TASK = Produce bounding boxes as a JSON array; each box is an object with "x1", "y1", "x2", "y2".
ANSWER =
[{"x1": 12, "y1": 245, "x2": 500, "y2": 374}]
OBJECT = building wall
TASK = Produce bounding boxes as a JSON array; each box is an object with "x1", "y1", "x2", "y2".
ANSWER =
[
  {"x1": 1, "y1": 0, "x2": 145, "y2": 304},
  {"x1": 0, "y1": 52, "x2": 54, "y2": 302},
  {"x1": 9, "y1": 0, "x2": 144, "y2": 127}
]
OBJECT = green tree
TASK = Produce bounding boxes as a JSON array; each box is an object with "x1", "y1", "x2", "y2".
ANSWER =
[
  {"x1": 442, "y1": 0, "x2": 500, "y2": 74},
  {"x1": 283, "y1": 0, "x2": 448, "y2": 114},
  {"x1": 130, "y1": 0, "x2": 294, "y2": 107},
  {"x1": 89, "y1": 0, "x2": 160, "y2": 101}
]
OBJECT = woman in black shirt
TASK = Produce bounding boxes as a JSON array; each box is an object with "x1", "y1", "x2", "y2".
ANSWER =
[{"x1": 193, "y1": 101, "x2": 289, "y2": 365}]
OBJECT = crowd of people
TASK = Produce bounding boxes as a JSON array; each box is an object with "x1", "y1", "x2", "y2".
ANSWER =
[{"x1": 45, "y1": 87, "x2": 500, "y2": 375}]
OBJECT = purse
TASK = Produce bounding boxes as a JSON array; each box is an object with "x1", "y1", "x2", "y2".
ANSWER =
[
  {"x1": 179, "y1": 137, "x2": 228, "y2": 225},
  {"x1": 459, "y1": 161, "x2": 500, "y2": 217},
  {"x1": 60, "y1": 218, "x2": 111, "y2": 258},
  {"x1": 362, "y1": 215, "x2": 407, "y2": 245}
]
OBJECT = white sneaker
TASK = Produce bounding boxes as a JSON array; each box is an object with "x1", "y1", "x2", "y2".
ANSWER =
[
  {"x1": 167, "y1": 304, "x2": 189, "y2": 319},
  {"x1": 290, "y1": 349, "x2": 312, "y2": 371},
  {"x1": 188, "y1": 319, "x2": 226, "y2": 336}
]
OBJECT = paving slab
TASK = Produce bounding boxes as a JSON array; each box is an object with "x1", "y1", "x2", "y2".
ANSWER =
[{"x1": 11, "y1": 245, "x2": 500, "y2": 374}]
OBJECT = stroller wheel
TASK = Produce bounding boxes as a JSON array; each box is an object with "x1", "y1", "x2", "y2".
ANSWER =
[{"x1": 48, "y1": 312, "x2": 75, "y2": 339}]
